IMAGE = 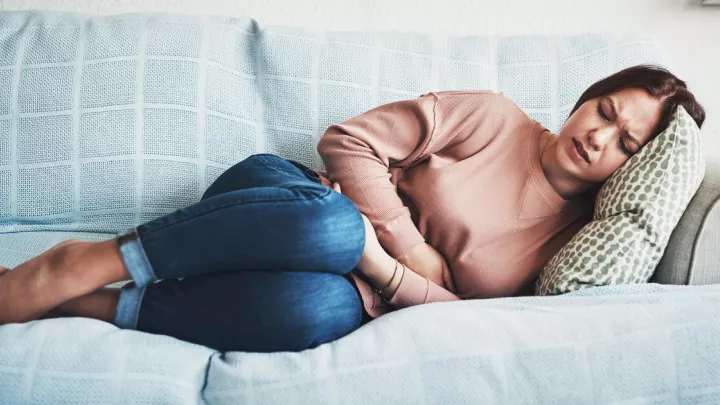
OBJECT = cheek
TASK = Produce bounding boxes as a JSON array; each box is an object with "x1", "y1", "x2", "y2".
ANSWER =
[{"x1": 561, "y1": 108, "x2": 591, "y2": 133}]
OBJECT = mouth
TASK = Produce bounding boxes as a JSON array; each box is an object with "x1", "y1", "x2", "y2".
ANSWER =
[{"x1": 572, "y1": 138, "x2": 590, "y2": 163}]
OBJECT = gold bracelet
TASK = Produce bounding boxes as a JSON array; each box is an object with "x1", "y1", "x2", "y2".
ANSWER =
[
  {"x1": 382, "y1": 263, "x2": 405, "y2": 301},
  {"x1": 372, "y1": 260, "x2": 398, "y2": 295}
]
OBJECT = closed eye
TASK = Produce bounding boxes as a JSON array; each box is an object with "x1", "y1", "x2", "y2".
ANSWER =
[
  {"x1": 619, "y1": 139, "x2": 632, "y2": 156},
  {"x1": 596, "y1": 102, "x2": 609, "y2": 121},
  {"x1": 598, "y1": 101, "x2": 632, "y2": 156}
]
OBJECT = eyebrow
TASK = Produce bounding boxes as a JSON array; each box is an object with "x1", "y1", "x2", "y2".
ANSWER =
[{"x1": 605, "y1": 97, "x2": 641, "y2": 148}]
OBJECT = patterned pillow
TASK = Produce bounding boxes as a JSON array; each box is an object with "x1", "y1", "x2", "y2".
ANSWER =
[{"x1": 536, "y1": 106, "x2": 705, "y2": 295}]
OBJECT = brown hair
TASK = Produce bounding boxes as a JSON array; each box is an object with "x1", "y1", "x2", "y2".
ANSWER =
[{"x1": 570, "y1": 65, "x2": 706, "y2": 139}]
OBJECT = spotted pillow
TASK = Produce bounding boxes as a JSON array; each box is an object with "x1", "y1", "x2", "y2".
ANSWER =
[{"x1": 536, "y1": 106, "x2": 705, "y2": 295}]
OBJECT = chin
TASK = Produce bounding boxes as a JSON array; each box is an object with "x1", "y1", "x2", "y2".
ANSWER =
[
  {"x1": 557, "y1": 150, "x2": 581, "y2": 178},
  {"x1": 565, "y1": 159, "x2": 597, "y2": 186}
]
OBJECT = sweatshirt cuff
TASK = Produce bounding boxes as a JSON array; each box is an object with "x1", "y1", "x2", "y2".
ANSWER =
[
  {"x1": 387, "y1": 268, "x2": 463, "y2": 310},
  {"x1": 376, "y1": 215, "x2": 425, "y2": 259}
]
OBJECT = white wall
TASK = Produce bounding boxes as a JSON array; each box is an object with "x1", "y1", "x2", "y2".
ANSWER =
[{"x1": 3, "y1": 0, "x2": 719, "y2": 160}]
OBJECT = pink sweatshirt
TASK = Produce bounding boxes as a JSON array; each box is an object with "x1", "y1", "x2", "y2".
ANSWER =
[{"x1": 316, "y1": 90, "x2": 592, "y2": 318}]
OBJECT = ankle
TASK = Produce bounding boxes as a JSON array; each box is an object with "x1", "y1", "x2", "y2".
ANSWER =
[
  {"x1": 51, "y1": 288, "x2": 120, "y2": 323},
  {"x1": 53, "y1": 240, "x2": 130, "y2": 295}
]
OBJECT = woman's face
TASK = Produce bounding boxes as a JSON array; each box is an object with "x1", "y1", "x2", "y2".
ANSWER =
[{"x1": 555, "y1": 87, "x2": 663, "y2": 184}]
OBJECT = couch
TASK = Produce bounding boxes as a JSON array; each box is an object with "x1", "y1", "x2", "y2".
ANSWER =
[{"x1": 0, "y1": 11, "x2": 719, "y2": 405}]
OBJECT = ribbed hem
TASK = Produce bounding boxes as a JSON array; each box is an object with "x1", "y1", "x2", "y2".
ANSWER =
[
  {"x1": 114, "y1": 283, "x2": 147, "y2": 330},
  {"x1": 116, "y1": 227, "x2": 157, "y2": 288}
]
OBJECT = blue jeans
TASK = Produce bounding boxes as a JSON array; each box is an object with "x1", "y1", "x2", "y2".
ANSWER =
[{"x1": 113, "y1": 154, "x2": 369, "y2": 352}]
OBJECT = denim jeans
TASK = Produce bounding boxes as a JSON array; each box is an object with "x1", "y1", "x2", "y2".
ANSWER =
[{"x1": 113, "y1": 154, "x2": 369, "y2": 352}]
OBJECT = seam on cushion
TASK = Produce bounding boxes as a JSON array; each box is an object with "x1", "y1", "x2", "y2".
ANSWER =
[
  {"x1": 200, "y1": 351, "x2": 221, "y2": 399},
  {"x1": 687, "y1": 195, "x2": 720, "y2": 285}
]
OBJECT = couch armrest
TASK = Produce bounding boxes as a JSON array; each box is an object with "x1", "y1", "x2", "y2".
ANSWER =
[{"x1": 652, "y1": 161, "x2": 720, "y2": 285}]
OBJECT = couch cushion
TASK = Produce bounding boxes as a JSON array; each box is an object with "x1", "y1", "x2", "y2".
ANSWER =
[
  {"x1": 0, "y1": 12, "x2": 261, "y2": 234},
  {"x1": 2, "y1": 283, "x2": 720, "y2": 403},
  {"x1": 259, "y1": 28, "x2": 670, "y2": 171},
  {"x1": 652, "y1": 161, "x2": 720, "y2": 285},
  {"x1": 0, "y1": 10, "x2": 668, "y2": 239}
]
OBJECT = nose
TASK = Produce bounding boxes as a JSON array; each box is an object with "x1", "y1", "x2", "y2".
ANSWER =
[{"x1": 588, "y1": 127, "x2": 615, "y2": 151}]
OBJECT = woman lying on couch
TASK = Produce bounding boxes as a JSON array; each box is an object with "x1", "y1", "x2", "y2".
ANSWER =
[{"x1": 0, "y1": 65, "x2": 706, "y2": 353}]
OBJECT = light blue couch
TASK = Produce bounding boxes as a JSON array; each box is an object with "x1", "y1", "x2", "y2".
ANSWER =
[{"x1": 1, "y1": 11, "x2": 719, "y2": 405}]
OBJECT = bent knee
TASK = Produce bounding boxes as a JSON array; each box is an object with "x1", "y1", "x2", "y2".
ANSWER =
[{"x1": 309, "y1": 193, "x2": 365, "y2": 272}]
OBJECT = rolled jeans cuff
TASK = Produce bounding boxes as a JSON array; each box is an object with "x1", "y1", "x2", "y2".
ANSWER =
[
  {"x1": 116, "y1": 227, "x2": 157, "y2": 288},
  {"x1": 114, "y1": 283, "x2": 147, "y2": 330}
]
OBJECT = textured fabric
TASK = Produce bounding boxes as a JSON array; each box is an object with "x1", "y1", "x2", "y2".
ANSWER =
[
  {"x1": 4, "y1": 9, "x2": 720, "y2": 403},
  {"x1": 692, "y1": 200, "x2": 720, "y2": 284},
  {"x1": 317, "y1": 90, "x2": 592, "y2": 318},
  {"x1": 537, "y1": 106, "x2": 706, "y2": 295},
  {"x1": 0, "y1": 11, "x2": 669, "y2": 237},
  {"x1": 0, "y1": 12, "x2": 261, "y2": 234},
  {"x1": 652, "y1": 162, "x2": 720, "y2": 285},
  {"x1": 1, "y1": 283, "x2": 720, "y2": 404}
]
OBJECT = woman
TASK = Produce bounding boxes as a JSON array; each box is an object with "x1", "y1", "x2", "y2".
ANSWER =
[{"x1": 0, "y1": 65, "x2": 706, "y2": 352}]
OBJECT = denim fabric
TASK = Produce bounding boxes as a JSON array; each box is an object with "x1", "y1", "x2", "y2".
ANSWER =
[{"x1": 114, "y1": 154, "x2": 368, "y2": 352}]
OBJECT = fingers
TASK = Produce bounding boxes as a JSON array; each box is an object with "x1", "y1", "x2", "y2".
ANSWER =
[
  {"x1": 332, "y1": 182, "x2": 342, "y2": 193},
  {"x1": 0, "y1": 266, "x2": 9, "y2": 275}
]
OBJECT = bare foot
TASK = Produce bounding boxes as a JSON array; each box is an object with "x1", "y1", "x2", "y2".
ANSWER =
[{"x1": 0, "y1": 238, "x2": 130, "y2": 324}]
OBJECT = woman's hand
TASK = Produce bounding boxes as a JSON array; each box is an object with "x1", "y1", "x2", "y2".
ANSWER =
[
  {"x1": 332, "y1": 183, "x2": 396, "y2": 288},
  {"x1": 398, "y1": 242, "x2": 455, "y2": 292}
]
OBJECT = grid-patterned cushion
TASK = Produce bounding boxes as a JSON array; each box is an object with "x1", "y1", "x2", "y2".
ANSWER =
[
  {"x1": 0, "y1": 10, "x2": 668, "y2": 242},
  {"x1": 0, "y1": 12, "x2": 260, "y2": 234}
]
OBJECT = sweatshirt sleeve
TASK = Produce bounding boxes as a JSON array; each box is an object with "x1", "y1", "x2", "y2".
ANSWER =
[
  {"x1": 386, "y1": 267, "x2": 462, "y2": 309},
  {"x1": 318, "y1": 90, "x2": 512, "y2": 259},
  {"x1": 317, "y1": 93, "x2": 438, "y2": 258}
]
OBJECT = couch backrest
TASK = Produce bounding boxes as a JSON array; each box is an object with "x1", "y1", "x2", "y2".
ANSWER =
[{"x1": 0, "y1": 11, "x2": 668, "y2": 234}]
